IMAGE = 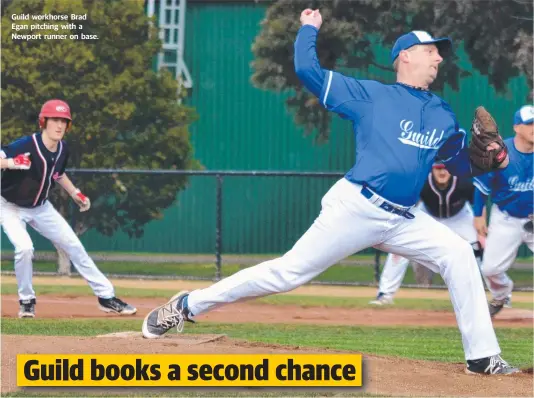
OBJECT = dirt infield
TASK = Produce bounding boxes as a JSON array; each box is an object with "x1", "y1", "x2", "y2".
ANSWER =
[
  {"x1": 2, "y1": 278, "x2": 533, "y2": 396},
  {"x1": 2, "y1": 334, "x2": 533, "y2": 397},
  {"x1": 3, "y1": 274, "x2": 534, "y2": 302},
  {"x1": 1, "y1": 294, "x2": 533, "y2": 327}
]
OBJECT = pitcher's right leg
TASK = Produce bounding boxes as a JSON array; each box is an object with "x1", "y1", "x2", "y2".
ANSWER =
[{"x1": 142, "y1": 179, "x2": 392, "y2": 338}]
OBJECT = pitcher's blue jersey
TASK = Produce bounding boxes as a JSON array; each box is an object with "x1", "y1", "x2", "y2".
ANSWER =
[
  {"x1": 294, "y1": 25, "x2": 471, "y2": 206},
  {"x1": 473, "y1": 137, "x2": 533, "y2": 218}
]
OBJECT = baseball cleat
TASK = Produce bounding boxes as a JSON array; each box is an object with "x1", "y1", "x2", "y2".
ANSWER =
[
  {"x1": 18, "y1": 298, "x2": 36, "y2": 318},
  {"x1": 369, "y1": 292, "x2": 394, "y2": 306},
  {"x1": 465, "y1": 355, "x2": 520, "y2": 375},
  {"x1": 142, "y1": 290, "x2": 194, "y2": 339},
  {"x1": 488, "y1": 298, "x2": 506, "y2": 317},
  {"x1": 98, "y1": 297, "x2": 137, "y2": 315},
  {"x1": 503, "y1": 295, "x2": 512, "y2": 309}
]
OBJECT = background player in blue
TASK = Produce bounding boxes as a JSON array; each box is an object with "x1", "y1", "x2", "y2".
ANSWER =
[
  {"x1": 473, "y1": 105, "x2": 534, "y2": 317},
  {"x1": 142, "y1": 9, "x2": 518, "y2": 375},
  {"x1": 1, "y1": 99, "x2": 137, "y2": 318},
  {"x1": 370, "y1": 164, "x2": 481, "y2": 305}
]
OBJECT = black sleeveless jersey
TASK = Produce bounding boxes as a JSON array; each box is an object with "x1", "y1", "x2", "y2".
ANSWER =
[{"x1": 419, "y1": 173, "x2": 474, "y2": 219}]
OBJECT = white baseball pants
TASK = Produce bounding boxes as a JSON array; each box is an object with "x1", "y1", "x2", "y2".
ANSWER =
[
  {"x1": 1, "y1": 197, "x2": 115, "y2": 300},
  {"x1": 187, "y1": 178, "x2": 500, "y2": 361},
  {"x1": 378, "y1": 202, "x2": 479, "y2": 296},
  {"x1": 482, "y1": 205, "x2": 533, "y2": 300}
]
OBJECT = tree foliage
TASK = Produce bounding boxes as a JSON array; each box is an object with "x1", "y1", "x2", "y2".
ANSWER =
[
  {"x1": 251, "y1": 0, "x2": 533, "y2": 141},
  {"x1": 2, "y1": 0, "x2": 199, "y2": 238}
]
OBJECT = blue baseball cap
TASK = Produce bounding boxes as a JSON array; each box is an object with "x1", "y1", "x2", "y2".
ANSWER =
[
  {"x1": 513, "y1": 105, "x2": 534, "y2": 125},
  {"x1": 391, "y1": 30, "x2": 452, "y2": 63}
]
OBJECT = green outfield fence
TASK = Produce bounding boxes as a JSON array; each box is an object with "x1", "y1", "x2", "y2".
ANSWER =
[
  {"x1": 66, "y1": 168, "x2": 348, "y2": 281},
  {"x1": 1, "y1": 169, "x2": 530, "y2": 290}
]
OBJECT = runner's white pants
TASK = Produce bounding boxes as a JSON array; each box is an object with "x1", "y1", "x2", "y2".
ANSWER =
[
  {"x1": 1, "y1": 197, "x2": 115, "y2": 300},
  {"x1": 187, "y1": 178, "x2": 500, "y2": 360}
]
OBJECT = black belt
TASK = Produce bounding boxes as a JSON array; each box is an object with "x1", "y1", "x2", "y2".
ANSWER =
[{"x1": 360, "y1": 185, "x2": 415, "y2": 219}]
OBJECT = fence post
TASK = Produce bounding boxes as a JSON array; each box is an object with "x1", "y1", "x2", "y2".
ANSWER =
[
  {"x1": 56, "y1": 188, "x2": 76, "y2": 276},
  {"x1": 69, "y1": 169, "x2": 78, "y2": 274},
  {"x1": 215, "y1": 174, "x2": 224, "y2": 281}
]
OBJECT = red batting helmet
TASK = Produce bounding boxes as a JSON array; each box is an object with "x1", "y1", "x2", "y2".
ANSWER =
[
  {"x1": 38, "y1": 99, "x2": 72, "y2": 130},
  {"x1": 432, "y1": 163, "x2": 446, "y2": 169}
]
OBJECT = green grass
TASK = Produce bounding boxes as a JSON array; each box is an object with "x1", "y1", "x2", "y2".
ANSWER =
[
  {"x1": 2, "y1": 283, "x2": 533, "y2": 310},
  {"x1": 2, "y1": 319, "x2": 533, "y2": 368},
  {"x1": 259, "y1": 293, "x2": 534, "y2": 310},
  {"x1": 0, "y1": 260, "x2": 234, "y2": 279},
  {"x1": 2, "y1": 260, "x2": 533, "y2": 287},
  {"x1": 5, "y1": 250, "x2": 532, "y2": 263}
]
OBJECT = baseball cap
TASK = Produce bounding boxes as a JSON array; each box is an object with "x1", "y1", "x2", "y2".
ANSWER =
[
  {"x1": 391, "y1": 30, "x2": 452, "y2": 63},
  {"x1": 513, "y1": 105, "x2": 534, "y2": 125}
]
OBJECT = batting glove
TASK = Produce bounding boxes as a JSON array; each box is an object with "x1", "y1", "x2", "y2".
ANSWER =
[
  {"x1": 71, "y1": 188, "x2": 91, "y2": 212},
  {"x1": 7, "y1": 152, "x2": 31, "y2": 170}
]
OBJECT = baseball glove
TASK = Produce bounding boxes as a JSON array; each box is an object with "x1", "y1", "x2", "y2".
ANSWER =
[{"x1": 469, "y1": 106, "x2": 508, "y2": 171}]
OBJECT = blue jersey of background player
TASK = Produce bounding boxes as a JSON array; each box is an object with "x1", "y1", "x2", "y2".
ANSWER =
[
  {"x1": 473, "y1": 105, "x2": 533, "y2": 317},
  {"x1": 473, "y1": 108, "x2": 534, "y2": 220}
]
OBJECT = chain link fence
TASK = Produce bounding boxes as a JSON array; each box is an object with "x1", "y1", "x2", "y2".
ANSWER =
[{"x1": 1, "y1": 169, "x2": 532, "y2": 290}]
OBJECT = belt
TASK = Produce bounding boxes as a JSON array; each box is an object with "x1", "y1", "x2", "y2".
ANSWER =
[{"x1": 360, "y1": 185, "x2": 415, "y2": 219}]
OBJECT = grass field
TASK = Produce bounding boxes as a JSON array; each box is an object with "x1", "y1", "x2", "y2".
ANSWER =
[
  {"x1": 2, "y1": 260, "x2": 533, "y2": 287},
  {"x1": 3, "y1": 319, "x2": 533, "y2": 368}
]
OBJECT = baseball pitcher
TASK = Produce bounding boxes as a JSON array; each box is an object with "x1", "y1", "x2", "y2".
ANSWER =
[
  {"x1": 370, "y1": 164, "x2": 481, "y2": 305},
  {"x1": 473, "y1": 105, "x2": 533, "y2": 317},
  {"x1": 142, "y1": 9, "x2": 518, "y2": 375},
  {"x1": 1, "y1": 99, "x2": 137, "y2": 318}
]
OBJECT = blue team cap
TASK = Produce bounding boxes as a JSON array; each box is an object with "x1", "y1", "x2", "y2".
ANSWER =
[
  {"x1": 513, "y1": 105, "x2": 534, "y2": 125},
  {"x1": 391, "y1": 30, "x2": 452, "y2": 63}
]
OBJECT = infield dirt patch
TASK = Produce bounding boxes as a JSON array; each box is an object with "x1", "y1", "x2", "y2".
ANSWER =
[
  {"x1": 2, "y1": 294, "x2": 533, "y2": 327},
  {"x1": 2, "y1": 278, "x2": 533, "y2": 397},
  {"x1": 2, "y1": 334, "x2": 533, "y2": 397}
]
